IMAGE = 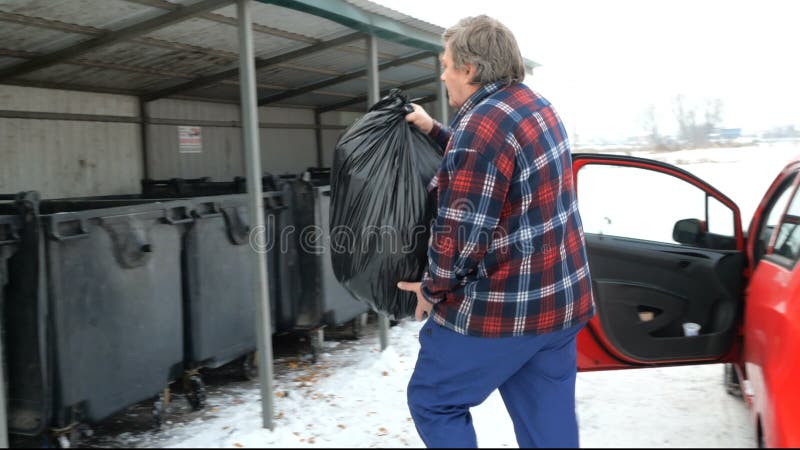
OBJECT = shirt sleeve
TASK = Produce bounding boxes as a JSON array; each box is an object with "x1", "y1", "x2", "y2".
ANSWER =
[
  {"x1": 428, "y1": 120, "x2": 452, "y2": 151},
  {"x1": 420, "y1": 126, "x2": 511, "y2": 304}
]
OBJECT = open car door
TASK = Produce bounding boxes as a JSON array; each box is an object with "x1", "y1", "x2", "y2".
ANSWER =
[{"x1": 573, "y1": 154, "x2": 745, "y2": 370}]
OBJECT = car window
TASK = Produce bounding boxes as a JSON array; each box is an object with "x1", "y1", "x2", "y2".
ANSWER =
[
  {"x1": 576, "y1": 163, "x2": 735, "y2": 247},
  {"x1": 771, "y1": 187, "x2": 800, "y2": 265},
  {"x1": 753, "y1": 174, "x2": 797, "y2": 264}
]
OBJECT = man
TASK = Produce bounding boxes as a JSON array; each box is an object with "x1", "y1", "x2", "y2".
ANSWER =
[{"x1": 397, "y1": 15, "x2": 595, "y2": 448}]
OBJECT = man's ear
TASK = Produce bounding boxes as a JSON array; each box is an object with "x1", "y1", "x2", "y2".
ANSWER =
[{"x1": 464, "y1": 63, "x2": 477, "y2": 82}]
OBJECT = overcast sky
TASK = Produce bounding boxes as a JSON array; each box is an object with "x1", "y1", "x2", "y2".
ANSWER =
[{"x1": 373, "y1": 0, "x2": 800, "y2": 143}]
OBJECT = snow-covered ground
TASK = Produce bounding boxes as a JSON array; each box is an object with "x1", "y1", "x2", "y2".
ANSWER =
[
  {"x1": 87, "y1": 142, "x2": 800, "y2": 448},
  {"x1": 89, "y1": 319, "x2": 754, "y2": 448}
]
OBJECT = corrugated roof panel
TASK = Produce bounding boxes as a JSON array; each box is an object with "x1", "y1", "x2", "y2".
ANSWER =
[
  {"x1": 20, "y1": 63, "x2": 177, "y2": 92},
  {"x1": 283, "y1": 91, "x2": 360, "y2": 108},
  {"x1": 250, "y1": 32, "x2": 314, "y2": 60},
  {"x1": 215, "y1": 3, "x2": 352, "y2": 42},
  {"x1": 143, "y1": 16, "x2": 306, "y2": 60},
  {"x1": 322, "y1": 76, "x2": 438, "y2": 97},
  {"x1": 143, "y1": 16, "x2": 241, "y2": 56},
  {"x1": 0, "y1": 0, "x2": 490, "y2": 112},
  {"x1": 0, "y1": 0, "x2": 152, "y2": 29},
  {"x1": 379, "y1": 64, "x2": 436, "y2": 83},
  {"x1": 374, "y1": 39, "x2": 414, "y2": 57},
  {"x1": 179, "y1": 83, "x2": 333, "y2": 105},
  {"x1": 181, "y1": 83, "x2": 248, "y2": 101},
  {"x1": 345, "y1": 37, "x2": 436, "y2": 61},
  {"x1": 403, "y1": 86, "x2": 437, "y2": 98},
  {"x1": 256, "y1": 67, "x2": 332, "y2": 87},
  {"x1": 344, "y1": 0, "x2": 445, "y2": 36},
  {"x1": 0, "y1": 57, "x2": 23, "y2": 69},
  {"x1": 0, "y1": 21, "x2": 85, "y2": 54},
  {"x1": 320, "y1": 78, "x2": 371, "y2": 96},
  {"x1": 83, "y1": 41, "x2": 237, "y2": 76},
  {"x1": 290, "y1": 51, "x2": 368, "y2": 75}
]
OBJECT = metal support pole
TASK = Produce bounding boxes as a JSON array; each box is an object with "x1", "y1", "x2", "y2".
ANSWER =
[
  {"x1": 366, "y1": 36, "x2": 380, "y2": 108},
  {"x1": 0, "y1": 318, "x2": 8, "y2": 448},
  {"x1": 366, "y1": 35, "x2": 390, "y2": 351},
  {"x1": 314, "y1": 110, "x2": 323, "y2": 167},
  {"x1": 237, "y1": 0, "x2": 274, "y2": 430},
  {"x1": 139, "y1": 98, "x2": 150, "y2": 180},
  {"x1": 435, "y1": 57, "x2": 449, "y2": 124}
]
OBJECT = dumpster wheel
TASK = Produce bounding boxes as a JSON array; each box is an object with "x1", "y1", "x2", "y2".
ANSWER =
[
  {"x1": 184, "y1": 373, "x2": 207, "y2": 411},
  {"x1": 241, "y1": 352, "x2": 258, "y2": 381},
  {"x1": 153, "y1": 388, "x2": 171, "y2": 430},
  {"x1": 51, "y1": 422, "x2": 88, "y2": 449},
  {"x1": 309, "y1": 327, "x2": 325, "y2": 363},
  {"x1": 351, "y1": 313, "x2": 368, "y2": 339},
  {"x1": 51, "y1": 418, "x2": 93, "y2": 448}
]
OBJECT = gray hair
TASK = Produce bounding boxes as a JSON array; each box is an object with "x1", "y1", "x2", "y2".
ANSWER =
[{"x1": 443, "y1": 15, "x2": 526, "y2": 86}]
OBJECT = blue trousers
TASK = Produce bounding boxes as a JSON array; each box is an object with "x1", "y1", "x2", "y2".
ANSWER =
[{"x1": 407, "y1": 320, "x2": 583, "y2": 448}]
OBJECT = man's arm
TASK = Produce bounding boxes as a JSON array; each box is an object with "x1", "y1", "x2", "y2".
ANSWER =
[
  {"x1": 428, "y1": 121, "x2": 452, "y2": 152},
  {"x1": 420, "y1": 125, "x2": 511, "y2": 304},
  {"x1": 405, "y1": 104, "x2": 451, "y2": 151}
]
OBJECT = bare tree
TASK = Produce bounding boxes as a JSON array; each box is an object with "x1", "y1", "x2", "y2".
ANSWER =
[
  {"x1": 640, "y1": 104, "x2": 661, "y2": 147},
  {"x1": 672, "y1": 95, "x2": 724, "y2": 148}
]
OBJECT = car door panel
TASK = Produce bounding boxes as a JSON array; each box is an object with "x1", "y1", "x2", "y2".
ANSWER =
[
  {"x1": 572, "y1": 153, "x2": 744, "y2": 368},
  {"x1": 586, "y1": 233, "x2": 744, "y2": 362}
]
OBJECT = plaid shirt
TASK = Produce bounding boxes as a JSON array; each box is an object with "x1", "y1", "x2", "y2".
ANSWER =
[{"x1": 421, "y1": 81, "x2": 595, "y2": 337}]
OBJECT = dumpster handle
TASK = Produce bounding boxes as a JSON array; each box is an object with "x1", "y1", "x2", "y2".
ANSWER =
[
  {"x1": 263, "y1": 194, "x2": 288, "y2": 211},
  {"x1": 193, "y1": 201, "x2": 223, "y2": 219},
  {"x1": 164, "y1": 206, "x2": 193, "y2": 225},
  {"x1": 0, "y1": 222, "x2": 19, "y2": 245},
  {"x1": 50, "y1": 218, "x2": 90, "y2": 241}
]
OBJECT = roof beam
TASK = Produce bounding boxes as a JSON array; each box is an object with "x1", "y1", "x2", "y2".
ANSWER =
[
  {"x1": 0, "y1": 0, "x2": 233, "y2": 81},
  {"x1": 142, "y1": 31, "x2": 363, "y2": 101},
  {"x1": 258, "y1": 0, "x2": 442, "y2": 52},
  {"x1": 120, "y1": 0, "x2": 318, "y2": 43},
  {"x1": 410, "y1": 94, "x2": 438, "y2": 106},
  {"x1": 0, "y1": 11, "x2": 99, "y2": 35},
  {"x1": 0, "y1": 10, "x2": 243, "y2": 60},
  {"x1": 259, "y1": 1, "x2": 545, "y2": 70},
  {"x1": 1, "y1": 79, "x2": 141, "y2": 97},
  {"x1": 258, "y1": 51, "x2": 434, "y2": 105},
  {"x1": 118, "y1": 0, "x2": 437, "y2": 70},
  {"x1": 332, "y1": 93, "x2": 438, "y2": 114},
  {"x1": 318, "y1": 75, "x2": 438, "y2": 113}
]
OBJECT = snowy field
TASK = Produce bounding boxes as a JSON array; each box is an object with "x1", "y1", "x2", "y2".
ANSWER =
[
  {"x1": 88, "y1": 142, "x2": 800, "y2": 448},
  {"x1": 630, "y1": 141, "x2": 800, "y2": 224}
]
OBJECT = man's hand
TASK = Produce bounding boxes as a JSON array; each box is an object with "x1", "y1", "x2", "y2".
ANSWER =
[
  {"x1": 397, "y1": 281, "x2": 433, "y2": 321},
  {"x1": 404, "y1": 103, "x2": 434, "y2": 134}
]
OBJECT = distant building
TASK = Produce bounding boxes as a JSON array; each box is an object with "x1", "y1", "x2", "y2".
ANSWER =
[{"x1": 709, "y1": 127, "x2": 742, "y2": 143}]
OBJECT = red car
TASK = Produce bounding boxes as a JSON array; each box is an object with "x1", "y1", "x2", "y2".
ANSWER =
[{"x1": 572, "y1": 153, "x2": 799, "y2": 448}]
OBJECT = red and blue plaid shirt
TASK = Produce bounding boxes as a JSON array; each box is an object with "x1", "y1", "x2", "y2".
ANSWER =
[{"x1": 421, "y1": 81, "x2": 595, "y2": 337}]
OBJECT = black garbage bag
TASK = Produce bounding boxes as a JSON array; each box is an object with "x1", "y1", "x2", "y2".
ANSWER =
[{"x1": 330, "y1": 89, "x2": 443, "y2": 320}]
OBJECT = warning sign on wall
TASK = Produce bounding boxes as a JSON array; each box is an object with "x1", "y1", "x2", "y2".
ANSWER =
[{"x1": 178, "y1": 126, "x2": 202, "y2": 154}]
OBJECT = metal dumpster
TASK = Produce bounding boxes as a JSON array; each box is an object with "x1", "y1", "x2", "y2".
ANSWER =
[
  {"x1": 142, "y1": 177, "x2": 236, "y2": 198},
  {"x1": 146, "y1": 176, "x2": 303, "y2": 337},
  {"x1": 142, "y1": 177, "x2": 300, "y2": 374},
  {"x1": 182, "y1": 191, "x2": 290, "y2": 369},
  {"x1": 291, "y1": 169, "x2": 369, "y2": 331},
  {"x1": 0, "y1": 195, "x2": 29, "y2": 440},
  {"x1": 0, "y1": 192, "x2": 49, "y2": 441},
  {"x1": 260, "y1": 177, "x2": 305, "y2": 336},
  {"x1": 2, "y1": 193, "x2": 189, "y2": 441}
]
